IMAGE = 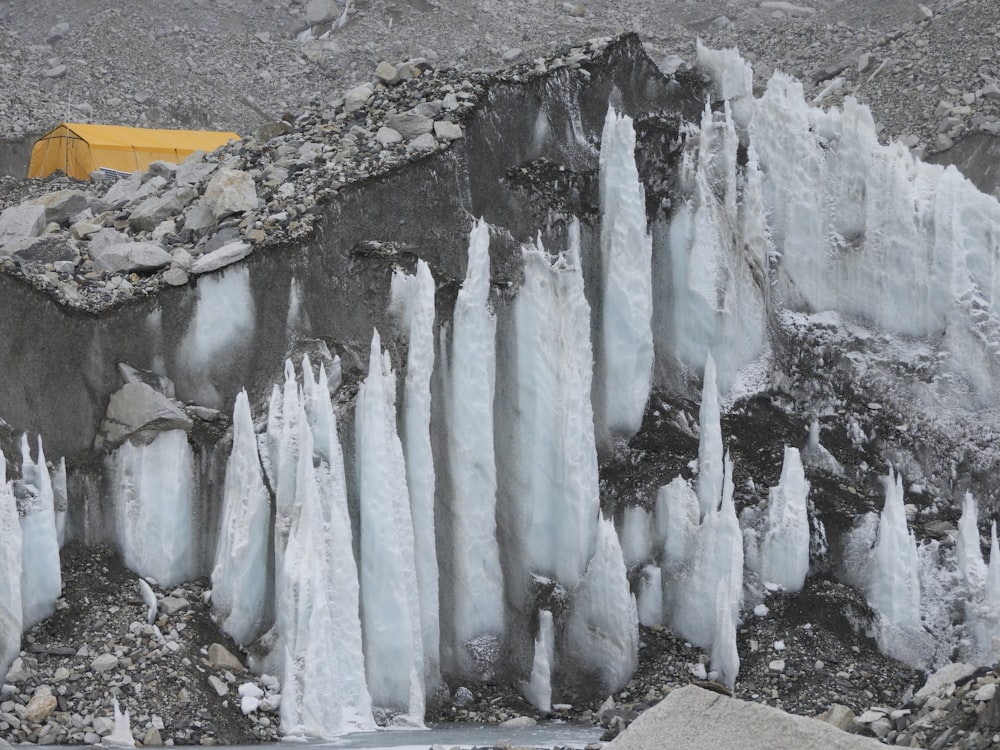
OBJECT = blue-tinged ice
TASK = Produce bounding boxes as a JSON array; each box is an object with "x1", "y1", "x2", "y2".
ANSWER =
[
  {"x1": 108, "y1": 430, "x2": 194, "y2": 587},
  {"x1": 18, "y1": 435, "x2": 61, "y2": 627},
  {"x1": 440, "y1": 219, "x2": 505, "y2": 677},
  {"x1": 0, "y1": 450, "x2": 22, "y2": 675},
  {"x1": 696, "y1": 352, "x2": 724, "y2": 520},
  {"x1": 356, "y1": 329, "x2": 425, "y2": 722},
  {"x1": 595, "y1": 106, "x2": 653, "y2": 447},
  {"x1": 211, "y1": 390, "x2": 272, "y2": 645},
  {"x1": 390, "y1": 259, "x2": 442, "y2": 690}
]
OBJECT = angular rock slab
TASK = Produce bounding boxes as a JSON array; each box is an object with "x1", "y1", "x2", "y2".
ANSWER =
[
  {"x1": 190, "y1": 240, "x2": 252, "y2": 274},
  {"x1": 95, "y1": 381, "x2": 192, "y2": 450},
  {"x1": 606, "y1": 686, "x2": 886, "y2": 750},
  {"x1": 91, "y1": 241, "x2": 172, "y2": 273},
  {"x1": 0, "y1": 203, "x2": 46, "y2": 245}
]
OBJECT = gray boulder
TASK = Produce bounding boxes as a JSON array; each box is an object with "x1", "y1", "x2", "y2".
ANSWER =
[
  {"x1": 344, "y1": 83, "x2": 373, "y2": 113},
  {"x1": 606, "y1": 686, "x2": 886, "y2": 750},
  {"x1": 190, "y1": 240, "x2": 252, "y2": 274},
  {"x1": 32, "y1": 189, "x2": 102, "y2": 225},
  {"x1": 433, "y1": 120, "x2": 463, "y2": 141},
  {"x1": 176, "y1": 152, "x2": 219, "y2": 186},
  {"x1": 12, "y1": 236, "x2": 80, "y2": 265},
  {"x1": 87, "y1": 227, "x2": 132, "y2": 253},
  {"x1": 91, "y1": 241, "x2": 172, "y2": 273},
  {"x1": 204, "y1": 168, "x2": 258, "y2": 219},
  {"x1": 385, "y1": 110, "x2": 434, "y2": 140},
  {"x1": 0, "y1": 203, "x2": 47, "y2": 245},
  {"x1": 117, "y1": 362, "x2": 176, "y2": 399},
  {"x1": 95, "y1": 381, "x2": 192, "y2": 450},
  {"x1": 305, "y1": 0, "x2": 338, "y2": 23},
  {"x1": 129, "y1": 192, "x2": 183, "y2": 232},
  {"x1": 182, "y1": 198, "x2": 218, "y2": 240},
  {"x1": 102, "y1": 172, "x2": 144, "y2": 209}
]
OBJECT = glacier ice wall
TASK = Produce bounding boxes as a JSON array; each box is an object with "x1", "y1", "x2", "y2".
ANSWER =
[
  {"x1": 594, "y1": 106, "x2": 653, "y2": 447},
  {"x1": 0, "y1": 452, "x2": 22, "y2": 674},
  {"x1": 18, "y1": 435, "x2": 61, "y2": 627},
  {"x1": 211, "y1": 390, "x2": 272, "y2": 645},
  {"x1": 390, "y1": 260, "x2": 442, "y2": 690},
  {"x1": 356, "y1": 330, "x2": 425, "y2": 720}
]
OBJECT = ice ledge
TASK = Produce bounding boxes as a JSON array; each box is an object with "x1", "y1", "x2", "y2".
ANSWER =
[{"x1": 607, "y1": 685, "x2": 885, "y2": 750}]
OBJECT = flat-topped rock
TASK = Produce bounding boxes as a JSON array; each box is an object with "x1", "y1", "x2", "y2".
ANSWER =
[{"x1": 607, "y1": 686, "x2": 886, "y2": 750}]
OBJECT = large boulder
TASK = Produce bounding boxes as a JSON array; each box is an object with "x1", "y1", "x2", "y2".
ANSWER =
[
  {"x1": 12, "y1": 236, "x2": 80, "y2": 265},
  {"x1": 32, "y1": 189, "x2": 105, "y2": 225},
  {"x1": 606, "y1": 686, "x2": 886, "y2": 750},
  {"x1": 385, "y1": 109, "x2": 434, "y2": 140},
  {"x1": 305, "y1": 0, "x2": 338, "y2": 23},
  {"x1": 0, "y1": 203, "x2": 47, "y2": 245},
  {"x1": 90, "y1": 241, "x2": 172, "y2": 273},
  {"x1": 190, "y1": 240, "x2": 252, "y2": 274},
  {"x1": 176, "y1": 152, "x2": 219, "y2": 187},
  {"x1": 204, "y1": 168, "x2": 257, "y2": 219},
  {"x1": 95, "y1": 381, "x2": 192, "y2": 450}
]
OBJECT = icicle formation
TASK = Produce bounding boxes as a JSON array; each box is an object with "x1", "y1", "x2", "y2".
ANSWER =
[
  {"x1": 757, "y1": 446, "x2": 811, "y2": 593},
  {"x1": 19, "y1": 435, "x2": 62, "y2": 627},
  {"x1": 441, "y1": 219, "x2": 505, "y2": 677},
  {"x1": 521, "y1": 609, "x2": 554, "y2": 713},
  {"x1": 0, "y1": 449, "x2": 23, "y2": 675},
  {"x1": 595, "y1": 105, "x2": 653, "y2": 446},
  {"x1": 390, "y1": 259, "x2": 441, "y2": 689},
  {"x1": 507, "y1": 226, "x2": 600, "y2": 587},
  {"x1": 356, "y1": 330, "x2": 425, "y2": 722},
  {"x1": 564, "y1": 516, "x2": 639, "y2": 695},
  {"x1": 211, "y1": 390, "x2": 272, "y2": 645},
  {"x1": 868, "y1": 471, "x2": 921, "y2": 632}
]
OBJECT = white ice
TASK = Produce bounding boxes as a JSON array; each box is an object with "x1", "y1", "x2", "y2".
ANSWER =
[
  {"x1": 178, "y1": 265, "x2": 255, "y2": 408},
  {"x1": 710, "y1": 571, "x2": 740, "y2": 690},
  {"x1": 355, "y1": 330, "x2": 425, "y2": 721},
  {"x1": 211, "y1": 389, "x2": 272, "y2": 645},
  {"x1": 595, "y1": 105, "x2": 653, "y2": 446},
  {"x1": 440, "y1": 219, "x2": 506, "y2": 675},
  {"x1": 18, "y1": 435, "x2": 62, "y2": 627},
  {"x1": 279, "y1": 400, "x2": 374, "y2": 738},
  {"x1": 564, "y1": 516, "x2": 638, "y2": 695},
  {"x1": 0, "y1": 450, "x2": 22, "y2": 675},
  {"x1": 696, "y1": 352, "x2": 724, "y2": 520},
  {"x1": 636, "y1": 564, "x2": 663, "y2": 627},
  {"x1": 655, "y1": 476, "x2": 700, "y2": 574},
  {"x1": 956, "y1": 492, "x2": 987, "y2": 592},
  {"x1": 756, "y1": 446, "x2": 810, "y2": 593},
  {"x1": 505, "y1": 228, "x2": 599, "y2": 587},
  {"x1": 103, "y1": 698, "x2": 135, "y2": 747},
  {"x1": 868, "y1": 471, "x2": 921, "y2": 633},
  {"x1": 108, "y1": 430, "x2": 194, "y2": 587},
  {"x1": 618, "y1": 505, "x2": 652, "y2": 569},
  {"x1": 520, "y1": 609, "x2": 554, "y2": 713},
  {"x1": 390, "y1": 259, "x2": 442, "y2": 689}
]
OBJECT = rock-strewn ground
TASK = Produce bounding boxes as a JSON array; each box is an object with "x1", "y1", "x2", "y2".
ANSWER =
[{"x1": 1, "y1": 0, "x2": 998, "y2": 161}]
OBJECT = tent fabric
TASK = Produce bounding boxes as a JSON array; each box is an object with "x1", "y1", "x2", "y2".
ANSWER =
[{"x1": 28, "y1": 123, "x2": 239, "y2": 180}]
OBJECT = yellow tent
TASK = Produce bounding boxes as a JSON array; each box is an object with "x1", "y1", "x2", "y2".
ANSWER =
[{"x1": 28, "y1": 123, "x2": 240, "y2": 180}]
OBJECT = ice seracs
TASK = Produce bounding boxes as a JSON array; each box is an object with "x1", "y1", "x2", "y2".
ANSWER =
[
  {"x1": 594, "y1": 105, "x2": 653, "y2": 448},
  {"x1": 356, "y1": 329, "x2": 425, "y2": 721},
  {"x1": 439, "y1": 219, "x2": 505, "y2": 680},
  {"x1": 755, "y1": 446, "x2": 811, "y2": 593},
  {"x1": 520, "y1": 609, "x2": 554, "y2": 713},
  {"x1": 390, "y1": 259, "x2": 442, "y2": 690},
  {"x1": 18, "y1": 435, "x2": 62, "y2": 627},
  {"x1": 211, "y1": 389, "x2": 272, "y2": 645},
  {"x1": 0, "y1": 449, "x2": 23, "y2": 675}
]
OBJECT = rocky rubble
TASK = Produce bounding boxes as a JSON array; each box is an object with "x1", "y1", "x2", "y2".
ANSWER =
[{"x1": 0, "y1": 544, "x2": 281, "y2": 746}]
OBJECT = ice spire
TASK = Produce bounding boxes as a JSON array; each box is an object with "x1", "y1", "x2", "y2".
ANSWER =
[
  {"x1": 441, "y1": 219, "x2": 505, "y2": 677},
  {"x1": 520, "y1": 609, "x2": 554, "y2": 713},
  {"x1": 986, "y1": 523, "x2": 1000, "y2": 612},
  {"x1": 19, "y1": 435, "x2": 61, "y2": 626},
  {"x1": 636, "y1": 564, "x2": 663, "y2": 627},
  {"x1": 655, "y1": 475, "x2": 700, "y2": 573},
  {"x1": 710, "y1": 571, "x2": 740, "y2": 690},
  {"x1": 619, "y1": 506, "x2": 652, "y2": 569},
  {"x1": 869, "y1": 470, "x2": 921, "y2": 631},
  {"x1": 758, "y1": 446, "x2": 811, "y2": 592},
  {"x1": 280, "y1": 406, "x2": 374, "y2": 738},
  {"x1": 505, "y1": 227, "x2": 600, "y2": 588},
  {"x1": 595, "y1": 104, "x2": 653, "y2": 447},
  {"x1": 211, "y1": 390, "x2": 272, "y2": 645},
  {"x1": 564, "y1": 515, "x2": 639, "y2": 695},
  {"x1": 104, "y1": 697, "x2": 135, "y2": 747},
  {"x1": 390, "y1": 259, "x2": 441, "y2": 690},
  {"x1": 356, "y1": 329, "x2": 425, "y2": 721},
  {"x1": 957, "y1": 492, "x2": 987, "y2": 591},
  {"x1": 696, "y1": 352, "x2": 723, "y2": 520},
  {"x1": 0, "y1": 449, "x2": 23, "y2": 675}
]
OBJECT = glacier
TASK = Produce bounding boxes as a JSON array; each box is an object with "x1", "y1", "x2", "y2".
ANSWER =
[{"x1": 5, "y1": 33, "x2": 1000, "y2": 730}]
